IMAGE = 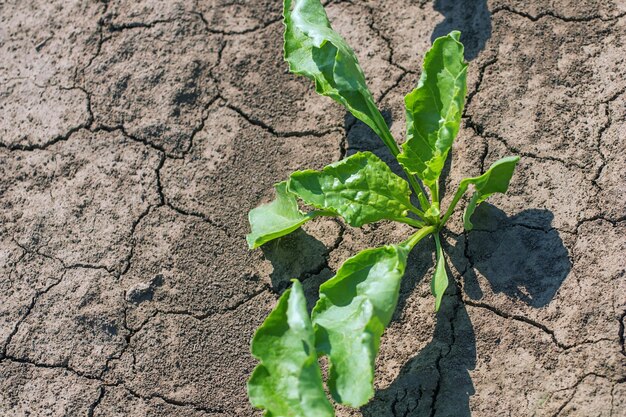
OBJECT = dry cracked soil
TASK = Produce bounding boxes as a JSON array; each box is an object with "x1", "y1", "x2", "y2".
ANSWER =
[{"x1": 1, "y1": 0, "x2": 625, "y2": 416}]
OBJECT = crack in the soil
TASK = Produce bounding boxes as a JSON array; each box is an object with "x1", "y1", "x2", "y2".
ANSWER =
[
  {"x1": 147, "y1": 285, "x2": 271, "y2": 322},
  {"x1": 79, "y1": 2, "x2": 111, "y2": 81},
  {"x1": 492, "y1": 5, "x2": 626, "y2": 23},
  {"x1": 100, "y1": 295, "x2": 160, "y2": 381},
  {"x1": 0, "y1": 357, "x2": 225, "y2": 414},
  {"x1": 463, "y1": 295, "x2": 621, "y2": 354},
  {"x1": 11, "y1": 236, "x2": 117, "y2": 275},
  {"x1": 428, "y1": 349, "x2": 443, "y2": 417},
  {"x1": 1, "y1": 354, "x2": 102, "y2": 381},
  {"x1": 592, "y1": 86, "x2": 626, "y2": 185},
  {"x1": 182, "y1": 96, "x2": 224, "y2": 156},
  {"x1": 465, "y1": 57, "x2": 497, "y2": 110},
  {"x1": 193, "y1": 10, "x2": 282, "y2": 36},
  {"x1": 1, "y1": 266, "x2": 67, "y2": 358},
  {"x1": 107, "y1": 18, "x2": 180, "y2": 32},
  {"x1": 378, "y1": 70, "x2": 411, "y2": 103},
  {"x1": 338, "y1": 130, "x2": 348, "y2": 160},
  {"x1": 549, "y1": 372, "x2": 613, "y2": 417},
  {"x1": 360, "y1": 1, "x2": 414, "y2": 75},
  {"x1": 87, "y1": 385, "x2": 105, "y2": 417},
  {"x1": 93, "y1": 124, "x2": 183, "y2": 158},
  {"x1": 0, "y1": 90, "x2": 91, "y2": 151},
  {"x1": 575, "y1": 214, "x2": 626, "y2": 232},
  {"x1": 431, "y1": 296, "x2": 463, "y2": 417},
  {"x1": 471, "y1": 222, "x2": 559, "y2": 234},
  {"x1": 462, "y1": 299, "x2": 570, "y2": 350},
  {"x1": 478, "y1": 138, "x2": 489, "y2": 174},
  {"x1": 154, "y1": 153, "x2": 167, "y2": 207},
  {"x1": 617, "y1": 310, "x2": 626, "y2": 356},
  {"x1": 122, "y1": 385, "x2": 225, "y2": 414},
  {"x1": 165, "y1": 202, "x2": 235, "y2": 240},
  {"x1": 224, "y1": 100, "x2": 343, "y2": 138},
  {"x1": 463, "y1": 114, "x2": 590, "y2": 171},
  {"x1": 118, "y1": 203, "x2": 162, "y2": 279}
]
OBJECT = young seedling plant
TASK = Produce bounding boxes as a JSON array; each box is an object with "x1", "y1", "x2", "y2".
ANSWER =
[{"x1": 246, "y1": 0, "x2": 519, "y2": 415}]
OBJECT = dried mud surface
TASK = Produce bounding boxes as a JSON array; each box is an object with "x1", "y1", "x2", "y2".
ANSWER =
[{"x1": 1, "y1": 0, "x2": 625, "y2": 416}]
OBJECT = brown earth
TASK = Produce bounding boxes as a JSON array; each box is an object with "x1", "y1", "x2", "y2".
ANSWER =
[{"x1": 1, "y1": 0, "x2": 625, "y2": 416}]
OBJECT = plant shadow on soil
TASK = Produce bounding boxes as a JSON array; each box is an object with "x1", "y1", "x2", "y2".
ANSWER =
[
  {"x1": 347, "y1": 114, "x2": 570, "y2": 414},
  {"x1": 363, "y1": 207, "x2": 570, "y2": 416},
  {"x1": 260, "y1": 112, "x2": 570, "y2": 416},
  {"x1": 459, "y1": 204, "x2": 571, "y2": 308},
  {"x1": 260, "y1": 56, "x2": 568, "y2": 416},
  {"x1": 431, "y1": 0, "x2": 491, "y2": 61},
  {"x1": 260, "y1": 228, "x2": 330, "y2": 294}
]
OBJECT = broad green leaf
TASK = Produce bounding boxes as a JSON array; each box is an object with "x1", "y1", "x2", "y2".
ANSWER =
[
  {"x1": 461, "y1": 156, "x2": 520, "y2": 230},
  {"x1": 246, "y1": 182, "x2": 326, "y2": 249},
  {"x1": 432, "y1": 234, "x2": 448, "y2": 312},
  {"x1": 311, "y1": 242, "x2": 414, "y2": 406},
  {"x1": 283, "y1": 0, "x2": 398, "y2": 154},
  {"x1": 248, "y1": 280, "x2": 334, "y2": 417},
  {"x1": 397, "y1": 31, "x2": 468, "y2": 189},
  {"x1": 287, "y1": 152, "x2": 414, "y2": 227}
]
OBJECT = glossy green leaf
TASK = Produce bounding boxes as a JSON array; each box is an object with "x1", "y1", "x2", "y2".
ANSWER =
[
  {"x1": 397, "y1": 31, "x2": 468, "y2": 189},
  {"x1": 432, "y1": 234, "x2": 448, "y2": 312},
  {"x1": 311, "y1": 245, "x2": 410, "y2": 406},
  {"x1": 287, "y1": 152, "x2": 415, "y2": 227},
  {"x1": 246, "y1": 182, "x2": 326, "y2": 249},
  {"x1": 462, "y1": 156, "x2": 520, "y2": 230},
  {"x1": 248, "y1": 280, "x2": 334, "y2": 417},
  {"x1": 283, "y1": 0, "x2": 398, "y2": 154},
  {"x1": 311, "y1": 228, "x2": 433, "y2": 406}
]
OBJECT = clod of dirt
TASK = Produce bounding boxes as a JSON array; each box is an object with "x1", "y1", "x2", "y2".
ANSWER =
[{"x1": 126, "y1": 274, "x2": 165, "y2": 304}]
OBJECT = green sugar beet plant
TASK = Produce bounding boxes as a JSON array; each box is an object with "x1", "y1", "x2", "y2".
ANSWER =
[{"x1": 245, "y1": 0, "x2": 520, "y2": 414}]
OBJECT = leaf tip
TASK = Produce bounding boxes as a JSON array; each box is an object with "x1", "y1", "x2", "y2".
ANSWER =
[
  {"x1": 449, "y1": 30, "x2": 462, "y2": 42},
  {"x1": 289, "y1": 278, "x2": 302, "y2": 289},
  {"x1": 245, "y1": 234, "x2": 258, "y2": 250}
]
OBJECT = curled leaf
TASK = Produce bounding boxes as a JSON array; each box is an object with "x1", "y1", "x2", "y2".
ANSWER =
[
  {"x1": 397, "y1": 31, "x2": 468, "y2": 190},
  {"x1": 248, "y1": 280, "x2": 334, "y2": 417},
  {"x1": 311, "y1": 232, "x2": 432, "y2": 406},
  {"x1": 283, "y1": 0, "x2": 397, "y2": 153},
  {"x1": 462, "y1": 156, "x2": 520, "y2": 230},
  {"x1": 246, "y1": 182, "x2": 327, "y2": 249}
]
